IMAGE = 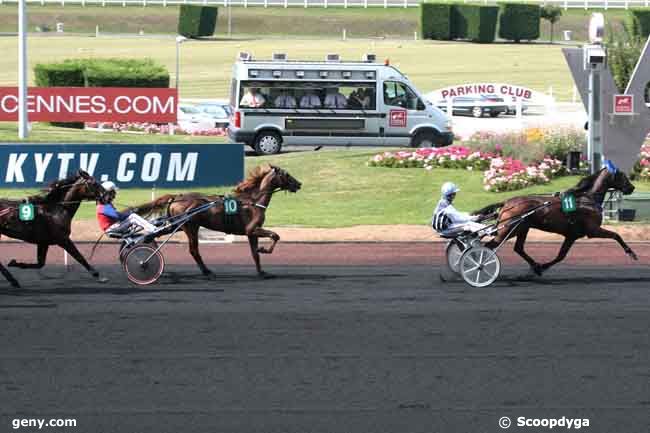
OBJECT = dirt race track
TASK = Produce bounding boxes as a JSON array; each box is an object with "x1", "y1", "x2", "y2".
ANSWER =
[{"x1": 1, "y1": 241, "x2": 649, "y2": 433}]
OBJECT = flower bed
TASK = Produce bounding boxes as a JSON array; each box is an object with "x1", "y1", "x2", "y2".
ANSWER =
[
  {"x1": 368, "y1": 147, "x2": 494, "y2": 171},
  {"x1": 632, "y1": 144, "x2": 650, "y2": 181},
  {"x1": 368, "y1": 146, "x2": 566, "y2": 193},
  {"x1": 85, "y1": 122, "x2": 227, "y2": 136}
]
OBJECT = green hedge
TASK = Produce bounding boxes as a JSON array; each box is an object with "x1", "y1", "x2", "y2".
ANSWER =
[
  {"x1": 629, "y1": 8, "x2": 650, "y2": 37},
  {"x1": 420, "y1": 3, "x2": 453, "y2": 40},
  {"x1": 451, "y1": 4, "x2": 498, "y2": 43},
  {"x1": 33, "y1": 58, "x2": 170, "y2": 128},
  {"x1": 178, "y1": 5, "x2": 218, "y2": 39},
  {"x1": 498, "y1": 2, "x2": 541, "y2": 42},
  {"x1": 84, "y1": 59, "x2": 169, "y2": 88}
]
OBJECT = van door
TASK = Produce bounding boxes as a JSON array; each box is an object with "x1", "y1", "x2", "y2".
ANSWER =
[{"x1": 381, "y1": 81, "x2": 430, "y2": 146}]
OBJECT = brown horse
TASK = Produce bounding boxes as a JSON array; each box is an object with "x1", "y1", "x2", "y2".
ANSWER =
[
  {"x1": 0, "y1": 170, "x2": 106, "y2": 288},
  {"x1": 477, "y1": 165, "x2": 637, "y2": 276},
  {"x1": 133, "y1": 165, "x2": 301, "y2": 277}
]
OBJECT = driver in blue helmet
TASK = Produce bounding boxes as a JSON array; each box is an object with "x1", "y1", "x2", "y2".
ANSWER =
[{"x1": 432, "y1": 182, "x2": 487, "y2": 233}]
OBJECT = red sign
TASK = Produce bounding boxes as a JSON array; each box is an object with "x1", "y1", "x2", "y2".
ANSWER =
[
  {"x1": 613, "y1": 94, "x2": 634, "y2": 114},
  {"x1": 0, "y1": 87, "x2": 177, "y2": 123},
  {"x1": 389, "y1": 109, "x2": 407, "y2": 127}
]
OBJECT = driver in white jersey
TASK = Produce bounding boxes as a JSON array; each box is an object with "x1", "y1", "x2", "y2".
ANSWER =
[{"x1": 432, "y1": 182, "x2": 487, "y2": 233}]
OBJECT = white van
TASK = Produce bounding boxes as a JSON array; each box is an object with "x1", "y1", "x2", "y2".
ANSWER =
[{"x1": 227, "y1": 52, "x2": 454, "y2": 155}]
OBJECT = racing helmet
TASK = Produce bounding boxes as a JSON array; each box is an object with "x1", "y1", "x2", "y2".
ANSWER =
[
  {"x1": 101, "y1": 181, "x2": 119, "y2": 192},
  {"x1": 441, "y1": 182, "x2": 460, "y2": 197}
]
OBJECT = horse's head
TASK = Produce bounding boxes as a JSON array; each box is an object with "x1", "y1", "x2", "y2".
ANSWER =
[
  {"x1": 264, "y1": 165, "x2": 302, "y2": 193},
  {"x1": 602, "y1": 161, "x2": 635, "y2": 195},
  {"x1": 64, "y1": 170, "x2": 106, "y2": 202}
]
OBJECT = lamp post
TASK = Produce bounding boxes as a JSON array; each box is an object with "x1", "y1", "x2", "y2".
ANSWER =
[
  {"x1": 18, "y1": 0, "x2": 28, "y2": 139},
  {"x1": 584, "y1": 13, "x2": 606, "y2": 174},
  {"x1": 171, "y1": 35, "x2": 188, "y2": 136}
]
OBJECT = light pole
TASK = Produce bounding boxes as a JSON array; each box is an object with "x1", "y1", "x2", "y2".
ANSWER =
[
  {"x1": 171, "y1": 35, "x2": 188, "y2": 136},
  {"x1": 584, "y1": 13, "x2": 606, "y2": 174},
  {"x1": 18, "y1": 0, "x2": 28, "y2": 139}
]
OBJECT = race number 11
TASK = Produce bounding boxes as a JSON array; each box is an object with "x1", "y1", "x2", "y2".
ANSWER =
[
  {"x1": 18, "y1": 203, "x2": 35, "y2": 221},
  {"x1": 561, "y1": 194, "x2": 576, "y2": 213}
]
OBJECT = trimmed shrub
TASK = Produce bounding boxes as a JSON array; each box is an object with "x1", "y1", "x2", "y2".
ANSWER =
[
  {"x1": 34, "y1": 59, "x2": 87, "y2": 87},
  {"x1": 420, "y1": 2, "x2": 453, "y2": 40},
  {"x1": 178, "y1": 5, "x2": 218, "y2": 39},
  {"x1": 451, "y1": 4, "x2": 498, "y2": 43},
  {"x1": 629, "y1": 8, "x2": 650, "y2": 37},
  {"x1": 498, "y1": 2, "x2": 541, "y2": 42},
  {"x1": 84, "y1": 59, "x2": 170, "y2": 88}
]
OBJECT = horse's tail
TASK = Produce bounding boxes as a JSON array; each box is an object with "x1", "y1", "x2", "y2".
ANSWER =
[
  {"x1": 131, "y1": 194, "x2": 178, "y2": 218},
  {"x1": 472, "y1": 201, "x2": 505, "y2": 216}
]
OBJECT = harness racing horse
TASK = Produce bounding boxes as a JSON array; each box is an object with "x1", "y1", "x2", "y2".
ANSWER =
[
  {"x1": 477, "y1": 163, "x2": 636, "y2": 276},
  {"x1": 0, "y1": 170, "x2": 106, "y2": 288},
  {"x1": 133, "y1": 165, "x2": 302, "y2": 278}
]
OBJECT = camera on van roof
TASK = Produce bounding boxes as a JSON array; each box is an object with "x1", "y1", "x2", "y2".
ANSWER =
[
  {"x1": 363, "y1": 53, "x2": 376, "y2": 63},
  {"x1": 326, "y1": 54, "x2": 341, "y2": 63},
  {"x1": 238, "y1": 52, "x2": 252, "y2": 61},
  {"x1": 272, "y1": 53, "x2": 287, "y2": 62}
]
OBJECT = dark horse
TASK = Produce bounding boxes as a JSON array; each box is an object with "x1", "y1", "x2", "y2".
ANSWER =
[
  {"x1": 477, "y1": 164, "x2": 637, "y2": 276},
  {"x1": 132, "y1": 165, "x2": 302, "y2": 277},
  {"x1": 0, "y1": 170, "x2": 105, "y2": 288}
]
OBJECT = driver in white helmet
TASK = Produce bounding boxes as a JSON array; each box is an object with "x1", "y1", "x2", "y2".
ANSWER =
[
  {"x1": 432, "y1": 182, "x2": 486, "y2": 233},
  {"x1": 97, "y1": 181, "x2": 157, "y2": 236}
]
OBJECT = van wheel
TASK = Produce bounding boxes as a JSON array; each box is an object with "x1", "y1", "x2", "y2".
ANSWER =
[
  {"x1": 472, "y1": 106, "x2": 483, "y2": 118},
  {"x1": 489, "y1": 112, "x2": 500, "y2": 118},
  {"x1": 411, "y1": 130, "x2": 436, "y2": 148},
  {"x1": 254, "y1": 131, "x2": 282, "y2": 155}
]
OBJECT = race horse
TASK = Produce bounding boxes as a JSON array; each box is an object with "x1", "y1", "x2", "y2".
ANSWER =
[
  {"x1": 0, "y1": 170, "x2": 106, "y2": 288},
  {"x1": 132, "y1": 165, "x2": 302, "y2": 277},
  {"x1": 476, "y1": 162, "x2": 637, "y2": 276}
]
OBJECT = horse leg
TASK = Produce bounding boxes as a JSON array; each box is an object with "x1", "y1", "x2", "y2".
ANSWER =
[
  {"x1": 8, "y1": 244, "x2": 49, "y2": 269},
  {"x1": 247, "y1": 235, "x2": 268, "y2": 277},
  {"x1": 585, "y1": 227, "x2": 638, "y2": 260},
  {"x1": 0, "y1": 263, "x2": 20, "y2": 288},
  {"x1": 182, "y1": 224, "x2": 214, "y2": 277},
  {"x1": 539, "y1": 236, "x2": 578, "y2": 272},
  {"x1": 58, "y1": 238, "x2": 106, "y2": 282},
  {"x1": 249, "y1": 228, "x2": 280, "y2": 254},
  {"x1": 512, "y1": 226, "x2": 544, "y2": 275}
]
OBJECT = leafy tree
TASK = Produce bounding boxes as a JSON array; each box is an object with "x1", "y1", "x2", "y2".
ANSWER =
[
  {"x1": 541, "y1": 5, "x2": 562, "y2": 43},
  {"x1": 606, "y1": 22, "x2": 643, "y2": 92}
]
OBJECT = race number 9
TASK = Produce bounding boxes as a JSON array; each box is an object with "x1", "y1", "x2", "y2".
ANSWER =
[
  {"x1": 19, "y1": 203, "x2": 35, "y2": 222},
  {"x1": 224, "y1": 198, "x2": 238, "y2": 216}
]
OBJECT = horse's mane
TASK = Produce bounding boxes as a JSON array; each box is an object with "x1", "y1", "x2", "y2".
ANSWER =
[
  {"x1": 234, "y1": 165, "x2": 273, "y2": 194},
  {"x1": 32, "y1": 172, "x2": 83, "y2": 203},
  {"x1": 567, "y1": 169, "x2": 604, "y2": 195}
]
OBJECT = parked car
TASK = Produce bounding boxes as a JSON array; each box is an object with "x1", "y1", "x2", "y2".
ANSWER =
[
  {"x1": 196, "y1": 101, "x2": 232, "y2": 128},
  {"x1": 436, "y1": 95, "x2": 508, "y2": 118},
  {"x1": 177, "y1": 104, "x2": 215, "y2": 132}
]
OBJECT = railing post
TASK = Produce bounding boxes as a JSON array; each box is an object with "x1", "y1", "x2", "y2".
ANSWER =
[
  {"x1": 284, "y1": 0, "x2": 287, "y2": 8},
  {"x1": 584, "y1": 0, "x2": 587, "y2": 10},
  {"x1": 264, "y1": 0, "x2": 267, "y2": 7},
  {"x1": 303, "y1": 0, "x2": 306, "y2": 8},
  {"x1": 625, "y1": 0, "x2": 629, "y2": 8},
  {"x1": 403, "y1": 0, "x2": 406, "y2": 8},
  {"x1": 364, "y1": 0, "x2": 367, "y2": 7},
  {"x1": 244, "y1": 0, "x2": 247, "y2": 7},
  {"x1": 324, "y1": 0, "x2": 327, "y2": 7},
  {"x1": 564, "y1": 0, "x2": 568, "y2": 10},
  {"x1": 384, "y1": 0, "x2": 387, "y2": 8}
]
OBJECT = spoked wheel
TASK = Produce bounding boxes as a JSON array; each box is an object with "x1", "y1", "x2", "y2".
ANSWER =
[
  {"x1": 445, "y1": 240, "x2": 465, "y2": 274},
  {"x1": 459, "y1": 246, "x2": 501, "y2": 287},
  {"x1": 123, "y1": 245, "x2": 165, "y2": 286},
  {"x1": 119, "y1": 240, "x2": 157, "y2": 264}
]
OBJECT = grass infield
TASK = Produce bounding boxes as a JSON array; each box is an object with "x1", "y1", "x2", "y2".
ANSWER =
[{"x1": 1, "y1": 149, "x2": 647, "y2": 227}]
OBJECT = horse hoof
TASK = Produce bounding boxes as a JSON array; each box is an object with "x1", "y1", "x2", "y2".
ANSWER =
[
  {"x1": 204, "y1": 272, "x2": 217, "y2": 280},
  {"x1": 530, "y1": 265, "x2": 544, "y2": 277},
  {"x1": 7, "y1": 259, "x2": 17, "y2": 267},
  {"x1": 258, "y1": 272, "x2": 275, "y2": 279},
  {"x1": 628, "y1": 251, "x2": 639, "y2": 261},
  {"x1": 97, "y1": 276, "x2": 109, "y2": 283},
  {"x1": 257, "y1": 248, "x2": 270, "y2": 254},
  {"x1": 10, "y1": 281, "x2": 20, "y2": 289}
]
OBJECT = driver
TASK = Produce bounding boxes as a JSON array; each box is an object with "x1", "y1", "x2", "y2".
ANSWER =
[
  {"x1": 432, "y1": 182, "x2": 486, "y2": 233},
  {"x1": 97, "y1": 181, "x2": 156, "y2": 236}
]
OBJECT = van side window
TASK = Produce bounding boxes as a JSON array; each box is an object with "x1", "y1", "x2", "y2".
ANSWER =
[
  {"x1": 384, "y1": 81, "x2": 425, "y2": 111},
  {"x1": 239, "y1": 81, "x2": 376, "y2": 110}
]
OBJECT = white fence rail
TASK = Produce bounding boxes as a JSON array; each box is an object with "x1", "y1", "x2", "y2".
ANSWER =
[{"x1": 0, "y1": 0, "x2": 647, "y2": 8}]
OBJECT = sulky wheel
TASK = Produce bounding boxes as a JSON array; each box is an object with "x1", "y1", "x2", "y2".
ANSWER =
[
  {"x1": 119, "y1": 240, "x2": 157, "y2": 264},
  {"x1": 123, "y1": 244, "x2": 165, "y2": 286},
  {"x1": 459, "y1": 246, "x2": 501, "y2": 288},
  {"x1": 445, "y1": 240, "x2": 465, "y2": 274}
]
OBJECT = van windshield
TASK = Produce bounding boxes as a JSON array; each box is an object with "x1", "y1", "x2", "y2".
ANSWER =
[{"x1": 238, "y1": 81, "x2": 377, "y2": 110}]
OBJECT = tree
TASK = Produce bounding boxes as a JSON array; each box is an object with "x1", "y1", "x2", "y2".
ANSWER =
[
  {"x1": 540, "y1": 5, "x2": 562, "y2": 43},
  {"x1": 606, "y1": 22, "x2": 643, "y2": 92}
]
